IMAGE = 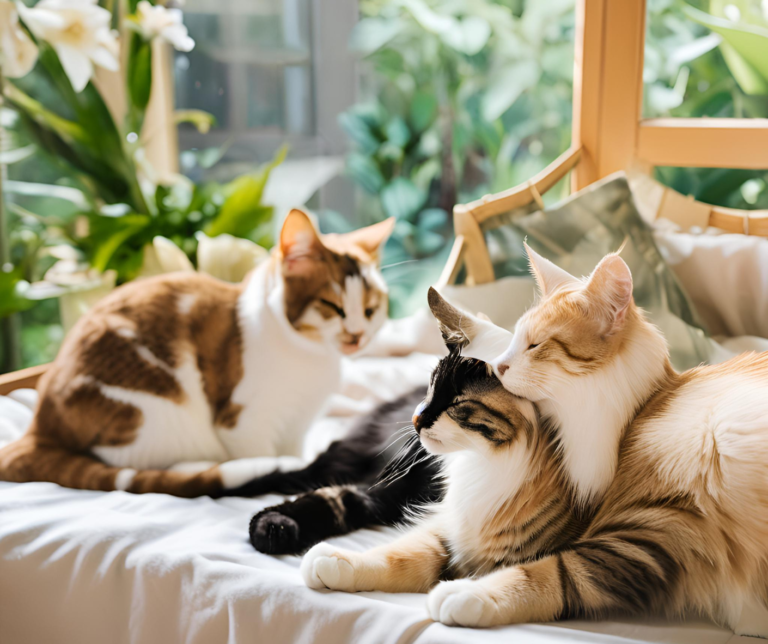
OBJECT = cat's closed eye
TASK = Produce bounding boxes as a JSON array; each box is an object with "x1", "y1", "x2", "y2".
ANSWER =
[
  {"x1": 527, "y1": 343, "x2": 540, "y2": 350},
  {"x1": 320, "y1": 299, "x2": 346, "y2": 318}
]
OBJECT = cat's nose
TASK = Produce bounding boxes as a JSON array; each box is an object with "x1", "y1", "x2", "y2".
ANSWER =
[{"x1": 497, "y1": 363, "x2": 509, "y2": 376}]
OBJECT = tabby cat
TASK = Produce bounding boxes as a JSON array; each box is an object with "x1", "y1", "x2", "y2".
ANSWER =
[
  {"x1": 248, "y1": 345, "x2": 586, "y2": 556},
  {"x1": 301, "y1": 302, "x2": 591, "y2": 624},
  {"x1": 0, "y1": 209, "x2": 393, "y2": 498},
  {"x1": 303, "y1": 250, "x2": 768, "y2": 635}
]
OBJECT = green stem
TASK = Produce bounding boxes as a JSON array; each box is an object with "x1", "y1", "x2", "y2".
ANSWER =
[{"x1": 0, "y1": 67, "x2": 23, "y2": 373}]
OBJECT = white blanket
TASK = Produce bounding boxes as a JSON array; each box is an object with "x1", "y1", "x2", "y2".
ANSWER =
[
  {"x1": 0, "y1": 317, "x2": 755, "y2": 644},
  {"x1": 1, "y1": 252, "x2": 767, "y2": 642}
]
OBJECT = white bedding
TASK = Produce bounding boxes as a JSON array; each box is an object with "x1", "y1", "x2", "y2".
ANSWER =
[{"x1": 0, "y1": 274, "x2": 765, "y2": 643}]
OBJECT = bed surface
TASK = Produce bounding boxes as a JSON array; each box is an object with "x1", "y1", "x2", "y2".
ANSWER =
[
  {"x1": 1, "y1": 280, "x2": 766, "y2": 643},
  {"x1": 0, "y1": 480, "x2": 744, "y2": 644}
]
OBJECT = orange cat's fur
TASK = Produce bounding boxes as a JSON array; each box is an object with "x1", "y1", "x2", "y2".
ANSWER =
[{"x1": 302, "y1": 249, "x2": 768, "y2": 637}]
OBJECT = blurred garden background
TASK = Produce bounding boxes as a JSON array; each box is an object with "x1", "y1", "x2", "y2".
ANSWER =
[{"x1": 1, "y1": 0, "x2": 768, "y2": 374}]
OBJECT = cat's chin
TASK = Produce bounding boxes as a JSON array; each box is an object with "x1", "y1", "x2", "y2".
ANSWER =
[
  {"x1": 339, "y1": 342, "x2": 362, "y2": 356},
  {"x1": 420, "y1": 435, "x2": 452, "y2": 455}
]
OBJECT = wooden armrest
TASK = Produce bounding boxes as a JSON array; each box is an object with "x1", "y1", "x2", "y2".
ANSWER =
[{"x1": 0, "y1": 364, "x2": 48, "y2": 396}]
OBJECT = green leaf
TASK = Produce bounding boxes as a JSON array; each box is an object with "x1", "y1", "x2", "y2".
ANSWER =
[
  {"x1": 0, "y1": 144, "x2": 36, "y2": 165},
  {"x1": 414, "y1": 227, "x2": 446, "y2": 255},
  {"x1": 87, "y1": 214, "x2": 151, "y2": 272},
  {"x1": 34, "y1": 43, "x2": 150, "y2": 213},
  {"x1": 175, "y1": 109, "x2": 217, "y2": 133},
  {"x1": 418, "y1": 208, "x2": 448, "y2": 230},
  {"x1": 349, "y1": 17, "x2": 403, "y2": 54},
  {"x1": 385, "y1": 116, "x2": 411, "y2": 148},
  {"x1": 380, "y1": 178, "x2": 427, "y2": 221},
  {"x1": 338, "y1": 111, "x2": 381, "y2": 155},
  {"x1": 482, "y1": 60, "x2": 541, "y2": 122},
  {"x1": 346, "y1": 153, "x2": 385, "y2": 194},
  {"x1": 205, "y1": 146, "x2": 286, "y2": 238},
  {"x1": 441, "y1": 16, "x2": 492, "y2": 55},
  {"x1": 4, "y1": 180, "x2": 90, "y2": 209},
  {"x1": 684, "y1": 4, "x2": 768, "y2": 95},
  {"x1": 0, "y1": 268, "x2": 34, "y2": 318},
  {"x1": 410, "y1": 92, "x2": 437, "y2": 132},
  {"x1": 4, "y1": 83, "x2": 89, "y2": 146},
  {"x1": 127, "y1": 33, "x2": 153, "y2": 114}
]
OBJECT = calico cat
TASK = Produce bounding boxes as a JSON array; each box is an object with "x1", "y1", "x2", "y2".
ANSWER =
[
  {"x1": 445, "y1": 248, "x2": 768, "y2": 632},
  {"x1": 342, "y1": 252, "x2": 767, "y2": 633},
  {"x1": 0, "y1": 209, "x2": 393, "y2": 498}
]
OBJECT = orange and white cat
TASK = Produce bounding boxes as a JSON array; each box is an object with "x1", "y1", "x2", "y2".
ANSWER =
[
  {"x1": 0, "y1": 209, "x2": 394, "y2": 498},
  {"x1": 302, "y1": 248, "x2": 768, "y2": 637}
]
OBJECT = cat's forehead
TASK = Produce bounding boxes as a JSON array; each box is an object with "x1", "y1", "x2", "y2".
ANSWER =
[
  {"x1": 431, "y1": 353, "x2": 495, "y2": 393},
  {"x1": 320, "y1": 247, "x2": 386, "y2": 295},
  {"x1": 321, "y1": 233, "x2": 375, "y2": 264},
  {"x1": 519, "y1": 288, "x2": 588, "y2": 335}
]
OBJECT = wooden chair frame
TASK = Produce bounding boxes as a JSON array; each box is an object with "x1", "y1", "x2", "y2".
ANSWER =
[
  {"x1": 3, "y1": 0, "x2": 768, "y2": 392},
  {"x1": 439, "y1": 0, "x2": 768, "y2": 288}
]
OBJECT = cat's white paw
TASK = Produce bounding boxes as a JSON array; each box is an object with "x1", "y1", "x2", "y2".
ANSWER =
[
  {"x1": 301, "y1": 543, "x2": 357, "y2": 592},
  {"x1": 427, "y1": 579, "x2": 498, "y2": 627}
]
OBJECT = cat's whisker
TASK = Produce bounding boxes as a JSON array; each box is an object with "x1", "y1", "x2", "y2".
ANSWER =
[{"x1": 380, "y1": 260, "x2": 419, "y2": 270}]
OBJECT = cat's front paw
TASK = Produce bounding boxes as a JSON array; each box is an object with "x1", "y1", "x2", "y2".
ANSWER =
[
  {"x1": 301, "y1": 543, "x2": 358, "y2": 592},
  {"x1": 249, "y1": 510, "x2": 301, "y2": 555},
  {"x1": 427, "y1": 579, "x2": 499, "y2": 627}
]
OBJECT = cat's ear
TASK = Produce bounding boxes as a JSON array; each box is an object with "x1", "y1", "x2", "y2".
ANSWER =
[
  {"x1": 585, "y1": 254, "x2": 633, "y2": 330},
  {"x1": 343, "y1": 217, "x2": 395, "y2": 260},
  {"x1": 280, "y1": 208, "x2": 324, "y2": 275},
  {"x1": 524, "y1": 242, "x2": 578, "y2": 297},
  {"x1": 428, "y1": 287, "x2": 514, "y2": 362},
  {"x1": 428, "y1": 287, "x2": 478, "y2": 349}
]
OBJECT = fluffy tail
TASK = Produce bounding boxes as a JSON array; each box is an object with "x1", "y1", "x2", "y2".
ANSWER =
[{"x1": 0, "y1": 436, "x2": 224, "y2": 498}]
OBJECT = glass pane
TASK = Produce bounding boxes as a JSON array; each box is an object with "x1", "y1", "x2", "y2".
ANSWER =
[
  {"x1": 176, "y1": 0, "x2": 314, "y2": 143},
  {"x1": 644, "y1": 0, "x2": 768, "y2": 119}
]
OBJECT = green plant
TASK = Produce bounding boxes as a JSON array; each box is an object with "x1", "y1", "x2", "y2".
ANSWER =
[
  {"x1": 339, "y1": 0, "x2": 575, "y2": 316},
  {"x1": 645, "y1": 0, "x2": 768, "y2": 209},
  {"x1": 339, "y1": 0, "x2": 768, "y2": 319},
  {"x1": 0, "y1": 0, "x2": 284, "y2": 372}
]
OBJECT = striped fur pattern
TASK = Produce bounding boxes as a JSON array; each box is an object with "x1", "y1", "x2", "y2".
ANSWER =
[
  {"x1": 303, "y1": 250, "x2": 768, "y2": 634},
  {"x1": 0, "y1": 210, "x2": 394, "y2": 497},
  {"x1": 301, "y1": 349, "x2": 592, "y2": 615}
]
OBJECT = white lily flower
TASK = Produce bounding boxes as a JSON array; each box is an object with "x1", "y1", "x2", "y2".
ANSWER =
[
  {"x1": 135, "y1": 1, "x2": 194, "y2": 52},
  {"x1": 139, "y1": 234, "x2": 268, "y2": 283},
  {"x1": 0, "y1": 1, "x2": 38, "y2": 78},
  {"x1": 144, "y1": 235, "x2": 195, "y2": 276},
  {"x1": 196, "y1": 233, "x2": 268, "y2": 283},
  {"x1": 17, "y1": 0, "x2": 119, "y2": 92}
]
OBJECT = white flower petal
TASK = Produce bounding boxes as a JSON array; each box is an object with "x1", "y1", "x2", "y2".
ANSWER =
[
  {"x1": 136, "y1": 2, "x2": 194, "y2": 51},
  {"x1": 88, "y1": 44, "x2": 118, "y2": 71},
  {"x1": 17, "y1": 0, "x2": 120, "y2": 90},
  {"x1": 1, "y1": 3, "x2": 39, "y2": 78},
  {"x1": 55, "y1": 43, "x2": 93, "y2": 92},
  {"x1": 16, "y1": 3, "x2": 67, "y2": 37},
  {"x1": 152, "y1": 236, "x2": 195, "y2": 274},
  {"x1": 196, "y1": 233, "x2": 268, "y2": 283}
]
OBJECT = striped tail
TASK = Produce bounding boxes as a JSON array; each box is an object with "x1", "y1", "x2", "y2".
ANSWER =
[{"x1": 0, "y1": 436, "x2": 224, "y2": 498}]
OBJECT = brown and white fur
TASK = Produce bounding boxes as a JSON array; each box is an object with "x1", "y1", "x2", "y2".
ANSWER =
[
  {"x1": 302, "y1": 250, "x2": 768, "y2": 636},
  {"x1": 0, "y1": 209, "x2": 394, "y2": 498}
]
